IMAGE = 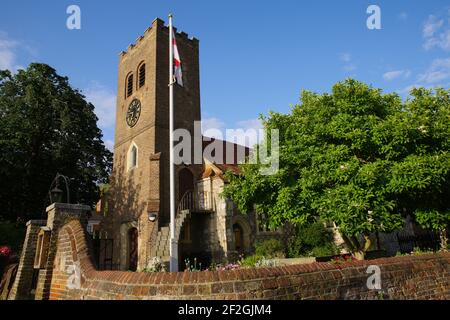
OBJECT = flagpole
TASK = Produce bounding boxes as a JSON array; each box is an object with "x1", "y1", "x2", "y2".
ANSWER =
[{"x1": 168, "y1": 14, "x2": 178, "y2": 272}]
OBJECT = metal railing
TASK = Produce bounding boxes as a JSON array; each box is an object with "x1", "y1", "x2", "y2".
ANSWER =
[{"x1": 178, "y1": 190, "x2": 213, "y2": 213}]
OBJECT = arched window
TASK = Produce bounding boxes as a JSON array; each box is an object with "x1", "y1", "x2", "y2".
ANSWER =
[
  {"x1": 125, "y1": 73, "x2": 133, "y2": 98},
  {"x1": 138, "y1": 63, "x2": 146, "y2": 88},
  {"x1": 127, "y1": 142, "x2": 138, "y2": 171}
]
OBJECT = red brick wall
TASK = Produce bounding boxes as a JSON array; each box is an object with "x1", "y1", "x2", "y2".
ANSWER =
[{"x1": 49, "y1": 220, "x2": 450, "y2": 300}]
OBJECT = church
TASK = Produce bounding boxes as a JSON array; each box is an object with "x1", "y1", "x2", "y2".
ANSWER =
[{"x1": 96, "y1": 18, "x2": 267, "y2": 271}]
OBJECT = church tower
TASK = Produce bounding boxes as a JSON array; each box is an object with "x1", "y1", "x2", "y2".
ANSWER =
[{"x1": 108, "y1": 18, "x2": 201, "y2": 271}]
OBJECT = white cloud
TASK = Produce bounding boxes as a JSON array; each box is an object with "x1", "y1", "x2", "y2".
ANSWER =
[
  {"x1": 234, "y1": 118, "x2": 263, "y2": 147},
  {"x1": 202, "y1": 117, "x2": 264, "y2": 147},
  {"x1": 399, "y1": 58, "x2": 450, "y2": 94},
  {"x1": 398, "y1": 12, "x2": 408, "y2": 21},
  {"x1": 423, "y1": 13, "x2": 450, "y2": 51},
  {"x1": 398, "y1": 84, "x2": 422, "y2": 95},
  {"x1": 201, "y1": 117, "x2": 225, "y2": 133},
  {"x1": 423, "y1": 15, "x2": 443, "y2": 38},
  {"x1": 83, "y1": 82, "x2": 117, "y2": 130},
  {"x1": 339, "y1": 53, "x2": 357, "y2": 72},
  {"x1": 236, "y1": 118, "x2": 263, "y2": 132},
  {"x1": 417, "y1": 58, "x2": 450, "y2": 84},
  {"x1": 104, "y1": 139, "x2": 114, "y2": 151},
  {"x1": 339, "y1": 53, "x2": 351, "y2": 63},
  {"x1": 0, "y1": 32, "x2": 21, "y2": 72},
  {"x1": 383, "y1": 69, "x2": 411, "y2": 81}
]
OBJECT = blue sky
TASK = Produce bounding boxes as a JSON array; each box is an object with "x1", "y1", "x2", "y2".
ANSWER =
[{"x1": 1, "y1": 1, "x2": 449, "y2": 149}]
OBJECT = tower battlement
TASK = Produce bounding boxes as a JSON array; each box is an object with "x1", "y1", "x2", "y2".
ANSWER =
[{"x1": 119, "y1": 17, "x2": 199, "y2": 58}]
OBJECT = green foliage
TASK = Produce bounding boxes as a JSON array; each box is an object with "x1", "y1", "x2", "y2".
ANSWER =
[
  {"x1": 239, "y1": 255, "x2": 263, "y2": 268},
  {"x1": 143, "y1": 257, "x2": 167, "y2": 273},
  {"x1": 287, "y1": 222, "x2": 339, "y2": 257},
  {"x1": 310, "y1": 243, "x2": 339, "y2": 257},
  {"x1": 411, "y1": 246, "x2": 434, "y2": 255},
  {"x1": 184, "y1": 258, "x2": 202, "y2": 272},
  {"x1": 0, "y1": 64, "x2": 113, "y2": 222},
  {"x1": 254, "y1": 239, "x2": 285, "y2": 258},
  {"x1": 414, "y1": 210, "x2": 449, "y2": 233},
  {"x1": 223, "y1": 80, "x2": 450, "y2": 255}
]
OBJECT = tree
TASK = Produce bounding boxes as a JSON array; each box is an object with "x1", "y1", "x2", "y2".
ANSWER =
[
  {"x1": 224, "y1": 79, "x2": 450, "y2": 258},
  {"x1": 0, "y1": 63, "x2": 113, "y2": 222},
  {"x1": 383, "y1": 88, "x2": 450, "y2": 250}
]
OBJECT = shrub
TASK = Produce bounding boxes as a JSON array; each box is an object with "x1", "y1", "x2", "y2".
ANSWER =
[
  {"x1": 184, "y1": 258, "x2": 202, "y2": 272},
  {"x1": 239, "y1": 255, "x2": 263, "y2": 268},
  {"x1": 255, "y1": 258, "x2": 279, "y2": 268},
  {"x1": 310, "y1": 243, "x2": 339, "y2": 257},
  {"x1": 255, "y1": 239, "x2": 285, "y2": 258},
  {"x1": 287, "y1": 221, "x2": 338, "y2": 258},
  {"x1": 143, "y1": 256, "x2": 167, "y2": 273}
]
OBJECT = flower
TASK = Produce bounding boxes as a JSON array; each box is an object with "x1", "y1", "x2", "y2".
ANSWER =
[{"x1": 0, "y1": 246, "x2": 12, "y2": 257}]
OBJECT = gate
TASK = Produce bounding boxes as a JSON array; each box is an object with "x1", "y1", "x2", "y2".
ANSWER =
[
  {"x1": 92, "y1": 238, "x2": 116, "y2": 270},
  {"x1": 396, "y1": 231, "x2": 441, "y2": 253}
]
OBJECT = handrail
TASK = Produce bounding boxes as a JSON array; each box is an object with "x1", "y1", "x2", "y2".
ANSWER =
[{"x1": 177, "y1": 190, "x2": 213, "y2": 213}]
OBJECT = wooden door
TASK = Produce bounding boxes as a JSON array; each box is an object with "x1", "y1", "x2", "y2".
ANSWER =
[{"x1": 128, "y1": 228, "x2": 138, "y2": 271}]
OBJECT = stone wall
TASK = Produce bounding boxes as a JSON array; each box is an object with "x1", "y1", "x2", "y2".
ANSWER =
[
  {"x1": 7, "y1": 220, "x2": 46, "y2": 300},
  {"x1": 49, "y1": 219, "x2": 449, "y2": 300}
]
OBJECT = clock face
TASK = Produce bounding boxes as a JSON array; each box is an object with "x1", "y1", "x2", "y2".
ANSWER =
[{"x1": 126, "y1": 99, "x2": 141, "y2": 127}]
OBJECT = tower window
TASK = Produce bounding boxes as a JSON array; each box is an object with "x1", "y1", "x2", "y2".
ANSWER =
[
  {"x1": 126, "y1": 73, "x2": 133, "y2": 98},
  {"x1": 138, "y1": 63, "x2": 146, "y2": 88},
  {"x1": 127, "y1": 143, "x2": 138, "y2": 171}
]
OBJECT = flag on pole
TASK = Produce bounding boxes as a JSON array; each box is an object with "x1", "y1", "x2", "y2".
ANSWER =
[{"x1": 173, "y1": 34, "x2": 183, "y2": 86}]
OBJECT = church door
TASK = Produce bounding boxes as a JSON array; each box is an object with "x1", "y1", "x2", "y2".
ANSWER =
[
  {"x1": 179, "y1": 168, "x2": 194, "y2": 199},
  {"x1": 128, "y1": 228, "x2": 138, "y2": 271},
  {"x1": 233, "y1": 223, "x2": 244, "y2": 252}
]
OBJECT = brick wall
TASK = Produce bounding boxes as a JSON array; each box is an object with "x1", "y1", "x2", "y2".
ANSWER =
[
  {"x1": 8, "y1": 220, "x2": 46, "y2": 300},
  {"x1": 47, "y1": 219, "x2": 450, "y2": 300}
]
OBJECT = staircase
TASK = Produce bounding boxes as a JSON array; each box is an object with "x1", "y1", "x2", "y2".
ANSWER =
[
  {"x1": 150, "y1": 209, "x2": 190, "y2": 261},
  {"x1": 150, "y1": 190, "x2": 213, "y2": 266}
]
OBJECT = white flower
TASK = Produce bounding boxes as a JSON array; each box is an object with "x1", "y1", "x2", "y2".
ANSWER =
[{"x1": 418, "y1": 125, "x2": 428, "y2": 134}]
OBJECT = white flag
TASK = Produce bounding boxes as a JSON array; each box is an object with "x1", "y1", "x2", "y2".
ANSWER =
[{"x1": 173, "y1": 35, "x2": 183, "y2": 86}]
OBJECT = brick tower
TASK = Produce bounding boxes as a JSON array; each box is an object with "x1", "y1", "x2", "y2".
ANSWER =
[{"x1": 106, "y1": 18, "x2": 201, "y2": 271}]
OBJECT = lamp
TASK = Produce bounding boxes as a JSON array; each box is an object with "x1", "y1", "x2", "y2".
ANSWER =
[
  {"x1": 48, "y1": 173, "x2": 71, "y2": 204},
  {"x1": 148, "y1": 212, "x2": 158, "y2": 222},
  {"x1": 50, "y1": 186, "x2": 63, "y2": 204}
]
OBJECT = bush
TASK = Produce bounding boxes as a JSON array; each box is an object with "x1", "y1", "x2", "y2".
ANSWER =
[
  {"x1": 255, "y1": 239, "x2": 285, "y2": 258},
  {"x1": 310, "y1": 243, "x2": 339, "y2": 257},
  {"x1": 287, "y1": 221, "x2": 339, "y2": 258},
  {"x1": 239, "y1": 255, "x2": 263, "y2": 268},
  {"x1": 255, "y1": 258, "x2": 279, "y2": 268},
  {"x1": 143, "y1": 257, "x2": 166, "y2": 273}
]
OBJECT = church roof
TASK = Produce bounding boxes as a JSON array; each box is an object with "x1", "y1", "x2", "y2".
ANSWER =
[{"x1": 201, "y1": 137, "x2": 250, "y2": 179}]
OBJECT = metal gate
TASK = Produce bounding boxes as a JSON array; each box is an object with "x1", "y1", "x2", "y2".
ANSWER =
[
  {"x1": 396, "y1": 231, "x2": 441, "y2": 253},
  {"x1": 92, "y1": 238, "x2": 116, "y2": 270}
]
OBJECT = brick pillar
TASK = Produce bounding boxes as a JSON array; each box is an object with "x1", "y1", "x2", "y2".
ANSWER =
[
  {"x1": 34, "y1": 203, "x2": 90, "y2": 300},
  {"x1": 7, "y1": 220, "x2": 46, "y2": 300}
]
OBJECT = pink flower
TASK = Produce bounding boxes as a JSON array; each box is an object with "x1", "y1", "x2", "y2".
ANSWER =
[{"x1": 0, "y1": 246, "x2": 12, "y2": 257}]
